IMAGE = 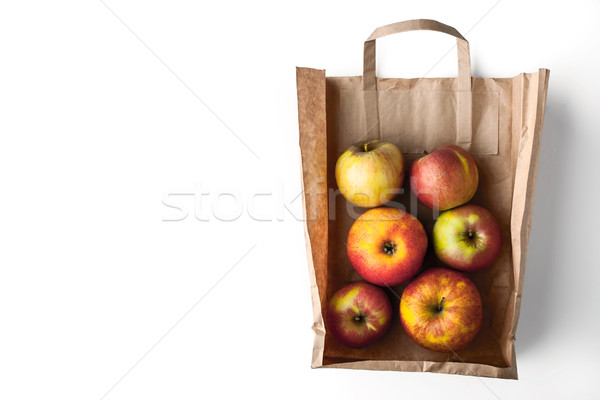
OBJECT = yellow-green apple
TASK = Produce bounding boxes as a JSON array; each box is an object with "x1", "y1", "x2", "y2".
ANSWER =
[
  {"x1": 410, "y1": 144, "x2": 478, "y2": 210},
  {"x1": 347, "y1": 207, "x2": 427, "y2": 287},
  {"x1": 335, "y1": 140, "x2": 404, "y2": 208},
  {"x1": 326, "y1": 281, "x2": 392, "y2": 348},
  {"x1": 433, "y1": 204, "x2": 502, "y2": 272},
  {"x1": 400, "y1": 267, "x2": 482, "y2": 352}
]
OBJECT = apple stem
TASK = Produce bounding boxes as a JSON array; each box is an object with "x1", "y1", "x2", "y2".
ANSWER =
[
  {"x1": 437, "y1": 297, "x2": 446, "y2": 312},
  {"x1": 364, "y1": 142, "x2": 370, "y2": 152}
]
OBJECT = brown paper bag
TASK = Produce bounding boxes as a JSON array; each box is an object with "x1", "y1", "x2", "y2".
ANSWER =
[{"x1": 296, "y1": 19, "x2": 549, "y2": 379}]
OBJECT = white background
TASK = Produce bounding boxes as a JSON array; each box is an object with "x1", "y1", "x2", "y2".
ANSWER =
[{"x1": 0, "y1": 0, "x2": 599, "y2": 399}]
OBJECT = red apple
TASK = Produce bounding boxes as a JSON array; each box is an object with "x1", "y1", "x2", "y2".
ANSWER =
[
  {"x1": 433, "y1": 204, "x2": 502, "y2": 272},
  {"x1": 347, "y1": 207, "x2": 428, "y2": 287},
  {"x1": 410, "y1": 144, "x2": 478, "y2": 210},
  {"x1": 335, "y1": 140, "x2": 404, "y2": 208},
  {"x1": 400, "y1": 268, "x2": 482, "y2": 352},
  {"x1": 326, "y1": 281, "x2": 392, "y2": 348}
]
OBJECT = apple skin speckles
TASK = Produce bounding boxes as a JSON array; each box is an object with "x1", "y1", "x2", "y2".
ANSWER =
[
  {"x1": 433, "y1": 204, "x2": 502, "y2": 272},
  {"x1": 400, "y1": 267, "x2": 482, "y2": 352},
  {"x1": 410, "y1": 144, "x2": 479, "y2": 211},
  {"x1": 347, "y1": 207, "x2": 428, "y2": 287},
  {"x1": 326, "y1": 281, "x2": 392, "y2": 348},
  {"x1": 336, "y1": 140, "x2": 405, "y2": 208}
]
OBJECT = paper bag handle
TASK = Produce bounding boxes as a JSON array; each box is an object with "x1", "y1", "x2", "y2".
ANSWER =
[
  {"x1": 362, "y1": 19, "x2": 473, "y2": 148},
  {"x1": 363, "y1": 19, "x2": 472, "y2": 92}
]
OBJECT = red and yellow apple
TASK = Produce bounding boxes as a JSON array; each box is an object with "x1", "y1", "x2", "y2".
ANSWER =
[
  {"x1": 400, "y1": 267, "x2": 482, "y2": 352},
  {"x1": 326, "y1": 281, "x2": 392, "y2": 348},
  {"x1": 433, "y1": 204, "x2": 502, "y2": 272},
  {"x1": 347, "y1": 207, "x2": 427, "y2": 287},
  {"x1": 335, "y1": 140, "x2": 404, "y2": 208},
  {"x1": 410, "y1": 144, "x2": 478, "y2": 210}
]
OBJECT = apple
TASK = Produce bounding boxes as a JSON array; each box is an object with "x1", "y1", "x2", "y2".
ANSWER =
[
  {"x1": 326, "y1": 281, "x2": 392, "y2": 348},
  {"x1": 347, "y1": 207, "x2": 427, "y2": 287},
  {"x1": 335, "y1": 140, "x2": 404, "y2": 208},
  {"x1": 410, "y1": 144, "x2": 478, "y2": 210},
  {"x1": 433, "y1": 204, "x2": 502, "y2": 272},
  {"x1": 400, "y1": 267, "x2": 482, "y2": 352}
]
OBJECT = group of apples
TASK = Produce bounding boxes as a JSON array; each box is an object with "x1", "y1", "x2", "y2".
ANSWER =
[{"x1": 327, "y1": 140, "x2": 502, "y2": 352}]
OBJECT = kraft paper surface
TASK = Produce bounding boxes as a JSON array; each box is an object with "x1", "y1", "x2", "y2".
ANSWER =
[{"x1": 296, "y1": 19, "x2": 549, "y2": 379}]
